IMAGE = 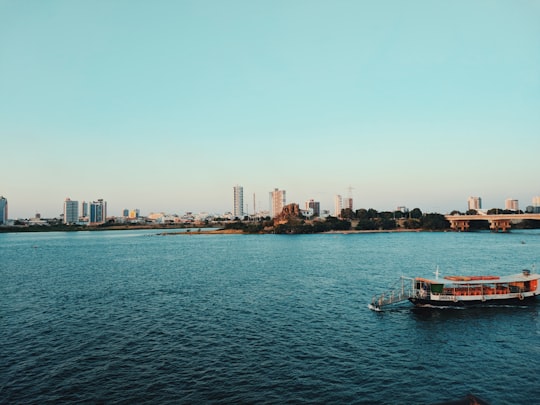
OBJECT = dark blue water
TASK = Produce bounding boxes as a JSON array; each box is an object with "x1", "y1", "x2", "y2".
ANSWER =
[{"x1": 1, "y1": 230, "x2": 539, "y2": 404}]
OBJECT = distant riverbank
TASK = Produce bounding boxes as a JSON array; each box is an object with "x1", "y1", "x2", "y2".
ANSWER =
[
  {"x1": 0, "y1": 224, "x2": 215, "y2": 233},
  {"x1": 1, "y1": 223, "x2": 423, "y2": 235},
  {"x1": 158, "y1": 228, "x2": 427, "y2": 236}
]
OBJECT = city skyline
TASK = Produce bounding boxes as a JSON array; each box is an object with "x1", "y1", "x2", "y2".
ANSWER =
[
  {"x1": 2, "y1": 190, "x2": 540, "y2": 221},
  {"x1": 2, "y1": 2, "x2": 539, "y2": 218}
]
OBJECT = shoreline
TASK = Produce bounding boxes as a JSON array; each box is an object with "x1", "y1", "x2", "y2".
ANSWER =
[{"x1": 159, "y1": 228, "x2": 428, "y2": 236}]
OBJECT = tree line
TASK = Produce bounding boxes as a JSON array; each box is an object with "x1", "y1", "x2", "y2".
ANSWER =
[
  {"x1": 223, "y1": 207, "x2": 540, "y2": 234},
  {"x1": 221, "y1": 208, "x2": 450, "y2": 234},
  {"x1": 345, "y1": 208, "x2": 449, "y2": 231}
]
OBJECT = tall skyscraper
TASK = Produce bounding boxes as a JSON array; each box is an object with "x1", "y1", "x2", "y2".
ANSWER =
[
  {"x1": 334, "y1": 195, "x2": 342, "y2": 217},
  {"x1": 0, "y1": 196, "x2": 8, "y2": 224},
  {"x1": 89, "y1": 199, "x2": 107, "y2": 224},
  {"x1": 467, "y1": 196, "x2": 482, "y2": 211},
  {"x1": 233, "y1": 185, "x2": 244, "y2": 218},
  {"x1": 63, "y1": 198, "x2": 79, "y2": 224},
  {"x1": 270, "y1": 188, "x2": 286, "y2": 217}
]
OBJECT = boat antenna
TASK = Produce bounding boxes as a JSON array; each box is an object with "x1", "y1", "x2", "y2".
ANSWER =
[{"x1": 434, "y1": 265, "x2": 440, "y2": 280}]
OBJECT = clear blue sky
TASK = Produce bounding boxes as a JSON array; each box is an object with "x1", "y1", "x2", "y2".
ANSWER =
[{"x1": 1, "y1": 0, "x2": 539, "y2": 218}]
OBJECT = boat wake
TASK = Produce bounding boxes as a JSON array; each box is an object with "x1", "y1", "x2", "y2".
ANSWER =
[
  {"x1": 414, "y1": 304, "x2": 466, "y2": 310},
  {"x1": 413, "y1": 303, "x2": 534, "y2": 311}
]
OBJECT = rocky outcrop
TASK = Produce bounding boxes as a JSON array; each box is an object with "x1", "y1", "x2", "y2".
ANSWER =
[{"x1": 274, "y1": 203, "x2": 301, "y2": 225}]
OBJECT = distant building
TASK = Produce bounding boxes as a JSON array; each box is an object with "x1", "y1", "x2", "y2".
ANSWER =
[
  {"x1": 396, "y1": 206, "x2": 409, "y2": 214},
  {"x1": 530, "y1": 196, "x2": 540, "y2": 213},
  {"x1": 300, "y1": 208, "x2": 314, "y2": 218},
  {"x1": 233, "y1": 185, "x2": 244, "y2": 218},
  {"x1": 148, "y1": 212, "x2": 165, "y2": 221},
  {"x1": 89, "y1": 199, "x2": 107, "y2": 224},
  {"x1": 123, "y1": 209, "x2": 139, "y2": 219},
  {"x1": 467, "y1": 196, "x2": 482, "y2": 211},
  {"x1": 505, "y1": 199, "x2": 519, "y2": 212},
  {"x1": 270, "y1": 188, "x2": 286, "y2": 217},
  {"x1": 81, "y1": 201, "x2": 89, "y2": 217},
  {"x1": 334, "y1": 195, "x2": 342, "y2": 217},
  {"x1": 305, "y1": 199, "x2": 320, "y2": 217},
  {"x1": 0, "y1": 196, "x2": 8, "y2": 224},
  {"x1": 63, "y1": 198, "x2": 79, "y2": 224},
  {"x1": 28, "y1": 214, "x2": 48, "y2": 226}
]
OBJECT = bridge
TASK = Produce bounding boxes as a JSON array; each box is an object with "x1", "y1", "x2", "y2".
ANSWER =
[{"x1": 444, "y1": 213, "x2": 540, "y2": 232}]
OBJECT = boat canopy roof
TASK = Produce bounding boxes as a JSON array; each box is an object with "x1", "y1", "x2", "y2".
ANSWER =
[{"x1": 417, "y1": 272, "x2": 539, "y2": 285}]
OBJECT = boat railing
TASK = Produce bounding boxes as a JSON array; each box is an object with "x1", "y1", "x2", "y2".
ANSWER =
[
  {"x1": 370, "y1": 276, "x2": 415, "y2": 310},
  {"x1": 437, "y1": 284, "x2": 525, "y2": 297}
]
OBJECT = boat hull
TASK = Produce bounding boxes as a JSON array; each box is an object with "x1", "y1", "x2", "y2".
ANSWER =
[{"x1": 409, "y1": 295, "x2": 537, "y2": 308}]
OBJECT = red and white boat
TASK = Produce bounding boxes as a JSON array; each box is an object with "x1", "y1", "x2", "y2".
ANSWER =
[{"x1": 370, "y1": 268, "x2": 540, "y2": 310}]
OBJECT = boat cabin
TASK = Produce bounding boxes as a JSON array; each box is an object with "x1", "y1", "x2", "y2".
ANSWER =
[{"x1": 414, "y1": 273, "x2": 538, "y2": 298}]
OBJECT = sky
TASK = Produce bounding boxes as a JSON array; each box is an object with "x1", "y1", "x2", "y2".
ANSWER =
[{"x1": 1, "y1": 0, "x2": 539, "y2": 218}]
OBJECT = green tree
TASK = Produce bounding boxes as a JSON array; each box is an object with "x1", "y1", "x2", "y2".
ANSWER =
[
  {"x1": 403, "y1": 219, "x2": 421, "y2": 229},
  {"x1": 421, "y1": 213, "x2": 450, "y2": 230},
  {"x1": 341, "y1": 208, "x2": 354, "y2": 219},
  {"x1": 367, "y1": 208, "x2": 379, "y2": 219},
  {"x1": 356, "y1": 209, "x2": 369, "y2": 220},
  {"x1": 409, "y1": 208, "x2": 423, "y2": 219},
  {"x1": 325, "y1": 216, "x2": 351, "y2": 231},
  {"x1": 312, "y1": 221, "x2": 329, "y2": 233},
  {"x1": 355, "y1": 219, "x2": 376, "y2": 231},
  {"x1": 487, "y1": 208, "x2": 502, "y2": 215},
  {"x1": 374, "y1": 218, "x2": 396, "y2": 230}
]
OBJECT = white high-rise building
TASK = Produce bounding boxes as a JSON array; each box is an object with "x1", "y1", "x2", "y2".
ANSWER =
[
  {"x1": 0, "y1": 196, "x2": 8, "y2": 224},
  {"x1": 63, "y1": 198, "x2": 79, "y2": 224},
  {"x1": 233, "y1": 185, "x2": 244, "y2": 219},
  {"x1": 334, "y1": 195, "x2": 342, "y2": 217},
  {"x1": 467, "y1": 196, "x2": 482, "y2": 211},
  {"x1": 270, "y1": 188, "x2": 286, "y2": 217}
]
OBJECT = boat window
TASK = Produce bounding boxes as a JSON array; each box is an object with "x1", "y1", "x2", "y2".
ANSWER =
[{"x1": 430, "y1": 284, "x2": 444, "y2": 294}]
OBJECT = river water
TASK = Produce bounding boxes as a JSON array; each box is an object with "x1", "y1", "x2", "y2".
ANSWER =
[{"x1": 1, "y1": 230, "x2": 539, "y2": 404}]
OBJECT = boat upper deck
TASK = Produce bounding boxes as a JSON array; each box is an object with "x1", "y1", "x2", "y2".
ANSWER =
[{"x1": 417, "y1": 272, "x2": 539, "y2": 285}]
